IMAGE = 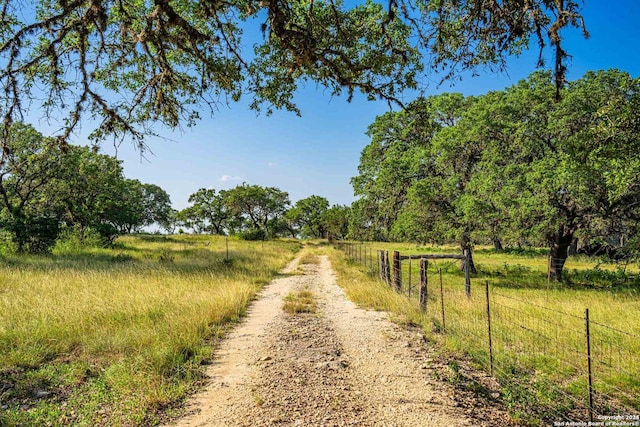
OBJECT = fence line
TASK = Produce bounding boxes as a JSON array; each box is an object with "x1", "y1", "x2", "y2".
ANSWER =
[{"x1": 335, "y1": 241, "x2": 640, "y2": 422}]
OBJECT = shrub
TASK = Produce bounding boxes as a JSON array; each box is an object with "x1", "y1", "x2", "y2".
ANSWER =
[
  {"x1": 26, "y1": 217, "x2": 60, "y2": 253},
  {"x1": 53, "y1": 225, "x2": 106, "y2": 254},
  {"x1": 238, "y1": 228, "x2": 266, "y2": 241}
]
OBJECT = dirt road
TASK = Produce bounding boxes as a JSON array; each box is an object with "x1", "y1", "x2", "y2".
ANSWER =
[{"x1": 165, "y1": 255, "x2": 512, "y2": 426}]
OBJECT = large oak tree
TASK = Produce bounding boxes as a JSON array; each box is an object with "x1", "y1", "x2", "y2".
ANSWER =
[{"x1": 351, "y1": 69, "x2": 640, "y2": 282}]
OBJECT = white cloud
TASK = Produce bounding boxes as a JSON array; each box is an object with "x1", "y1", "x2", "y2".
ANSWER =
[{"x1": 219, "y1": 175, "x2": 242, "y2": 182}]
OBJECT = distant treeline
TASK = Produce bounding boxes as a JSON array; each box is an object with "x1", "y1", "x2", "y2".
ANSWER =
[{"x1": 171, "y1": 187, "x2": 349, "y2": 242}]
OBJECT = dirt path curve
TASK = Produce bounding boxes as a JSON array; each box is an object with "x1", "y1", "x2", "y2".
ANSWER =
[{"x1": 165, "y1": 254, "x2": 510, "y2": 427}]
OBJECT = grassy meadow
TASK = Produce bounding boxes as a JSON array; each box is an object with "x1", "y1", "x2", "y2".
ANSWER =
[
  {"x1": 0, "y1": 234, "x2": 301, "y2": 426},
  {"x1": 329, "y1": 242, "x2": 640, "y2": 425}
]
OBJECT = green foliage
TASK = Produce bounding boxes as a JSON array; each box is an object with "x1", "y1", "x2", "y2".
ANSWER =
[
  {"x1": 238, "y1": 228, "x2": 267, "y2": 241},
  {"x1": 224, "y1": 183, "x2": 290, "y2": 238},
  {"x1": 351, "y1": 69, "x2": 640, "y2": 281},
  {"x1": 22, "y1": 216, "x2": 60, "y2": 254},
  {"x1": 0, "y1": 0, "x2": 584, "y2": 145},
  {"x1": 285, "y1": 195, "x2": 329, "y2": 238},
  {"x1": 323, "y1": 204, "x2": 350, "y2": 241},
  {"x1": 52, "y1": 226, "x2": 109, "y2": 254},
  {"x1": 0, "y1": 229, "x2": 16, "y2": 254},
  {"x1": 565, "y1": 265, "x2": 640, "y2": 290},
  {"x1": 177, "y1": 184, "x2": 299, "y2": 240},
  {"x1": 0, "y1": 123, "x2": 62, "y2": 252},
  {"x1": 0, "y1": 125, "x2": 173, "y2": 251},
  {"x1": 182, "y1": 188, "x2": 229, "y2": 235},
  {"x1": 109, "y1": 180, "x2": 173, "y2": 234}
]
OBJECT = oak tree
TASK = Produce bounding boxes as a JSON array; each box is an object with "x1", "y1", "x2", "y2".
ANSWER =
[{"x1": 0, "y1": 0, "x2": 586, "y2": 150}]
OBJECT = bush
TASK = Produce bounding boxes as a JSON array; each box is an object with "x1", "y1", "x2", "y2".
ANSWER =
[
  {"x1": 0, "y1": 215, "x2": 60, "y2": 253},
  {"x1": 94, "y1": 223, "x2": 119, "y2": 246},
  {"x1": 0, "y1": 229, "x2": 16, "y2": 254},
  {"x1": 53, "y1": 225, "x2": 107, "y2": 254},
  {"x1": 26, "y1": 217, "x2": 60, "y2": 253},
  {"x1": 238, "y1": 228, "x2": 266, "y2": 241}
]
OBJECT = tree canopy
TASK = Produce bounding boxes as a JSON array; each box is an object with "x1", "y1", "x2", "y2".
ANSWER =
[
  {"x1": 176, "y1": 186, "x2": 348, "y2": 240},
  {"x1": 0, "y1": 0, "x2": 586, "y2": 149},
  {"x1": 285, "y1": 195, "x2": 329, "y2": 238},
  {"x1": 0, "y1": 124, "x2": 172, "y2": 251},
  {"x1": 350, "y1": 69, "x2": 640, "y2": 281}
]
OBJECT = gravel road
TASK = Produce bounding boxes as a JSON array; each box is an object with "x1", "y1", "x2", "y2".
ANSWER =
[{"x1": 164, "y1": 254, "x2": 513, "y2": 427}]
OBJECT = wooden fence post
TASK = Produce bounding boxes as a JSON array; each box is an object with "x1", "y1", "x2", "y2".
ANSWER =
[
  {"x1": 419, "y1": 259, "x2": 428, "y2": 311},
  {"x1": 378, "y1": 250, "x2": 385, "y2": 281},
  {"x1": 383, "y1": 251, "x2": 391, "y2": 286},
  {"x1": 392, "y1": 251, "x2": 401, "y2": 292},
  {"x1": 364, "y1": 245, "x2": 368, "y2": 269}
]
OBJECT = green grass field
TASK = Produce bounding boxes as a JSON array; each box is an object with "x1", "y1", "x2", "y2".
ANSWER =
[
  {"x1": 2, "y1": 237, "x2": 637, "y2": 426},
  {"x1": 0, "y1": 235, "x2": 300, "y2": 426},
  {"x1": 331, "y1": 242, "x2": 640, "y2": 425}
]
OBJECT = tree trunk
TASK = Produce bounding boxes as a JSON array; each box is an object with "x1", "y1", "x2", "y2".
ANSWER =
[
  {"x1": 459, "y1": 246, "x2": 477, "y2": 273},
  {"x1": 13, "y1": 217, "x2": 28, "y2": 253},
  {"x1": 493, "y1": 238, "x2": 504, "y2": 252},
  {"x1": 549, "y1": 231, "x2": 574, "y2": 282},
  {"x1": 568, "y1": 238, "x2": 578, "y2": 256}
]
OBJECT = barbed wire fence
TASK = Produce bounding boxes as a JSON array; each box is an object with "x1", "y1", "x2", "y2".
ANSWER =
[{"x1": 335, "y1": 241, "x2": 640, "y2": 423}]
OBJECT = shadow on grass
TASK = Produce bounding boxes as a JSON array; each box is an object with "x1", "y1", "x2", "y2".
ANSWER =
[
  {"x1": 0, "y1": 245, "x2": 270, "y2": 278},
  {"x1": 476, "y1": 262, "x2": 640, "y2": 292},
  {"x1": 475, "y1": 247, "x2": 550, "y2": 257}
]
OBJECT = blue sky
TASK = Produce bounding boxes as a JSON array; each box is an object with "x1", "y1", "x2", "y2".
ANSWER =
[{"x1": 78, "y1": 1, "x2": 640, "y2": 210}]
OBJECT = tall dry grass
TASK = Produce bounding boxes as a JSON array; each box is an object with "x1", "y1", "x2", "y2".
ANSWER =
[
  {"x1": 330, "y1": 243, "x2": 640, "y2": 424},
  {"x1": 0, "y1": 234, "x2": 300, "y2": 426}
]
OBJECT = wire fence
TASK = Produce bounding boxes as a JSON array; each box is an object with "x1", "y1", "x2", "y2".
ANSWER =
[{"x1": 336, "y1": 242, "x2": 640, "y2": 423}]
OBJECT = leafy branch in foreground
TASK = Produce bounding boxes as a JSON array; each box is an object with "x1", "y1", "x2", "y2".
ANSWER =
[{"x1": 0, "y1": 0, "x2": 586, "y2": 148}]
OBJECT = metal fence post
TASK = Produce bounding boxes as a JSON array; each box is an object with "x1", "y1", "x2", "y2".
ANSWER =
[
  {"x1": 485, "y1": 280, "x2": 494, "y2": 376},
  {"x1": 439, "y1": 268, "x2": 446, "y2": 333},
  {"x1": 585, "y1": 308, "x2": 594, "y2": 423},
  {"x1": 408, "y1": 257, "x2": 412, "y2": 297}
]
